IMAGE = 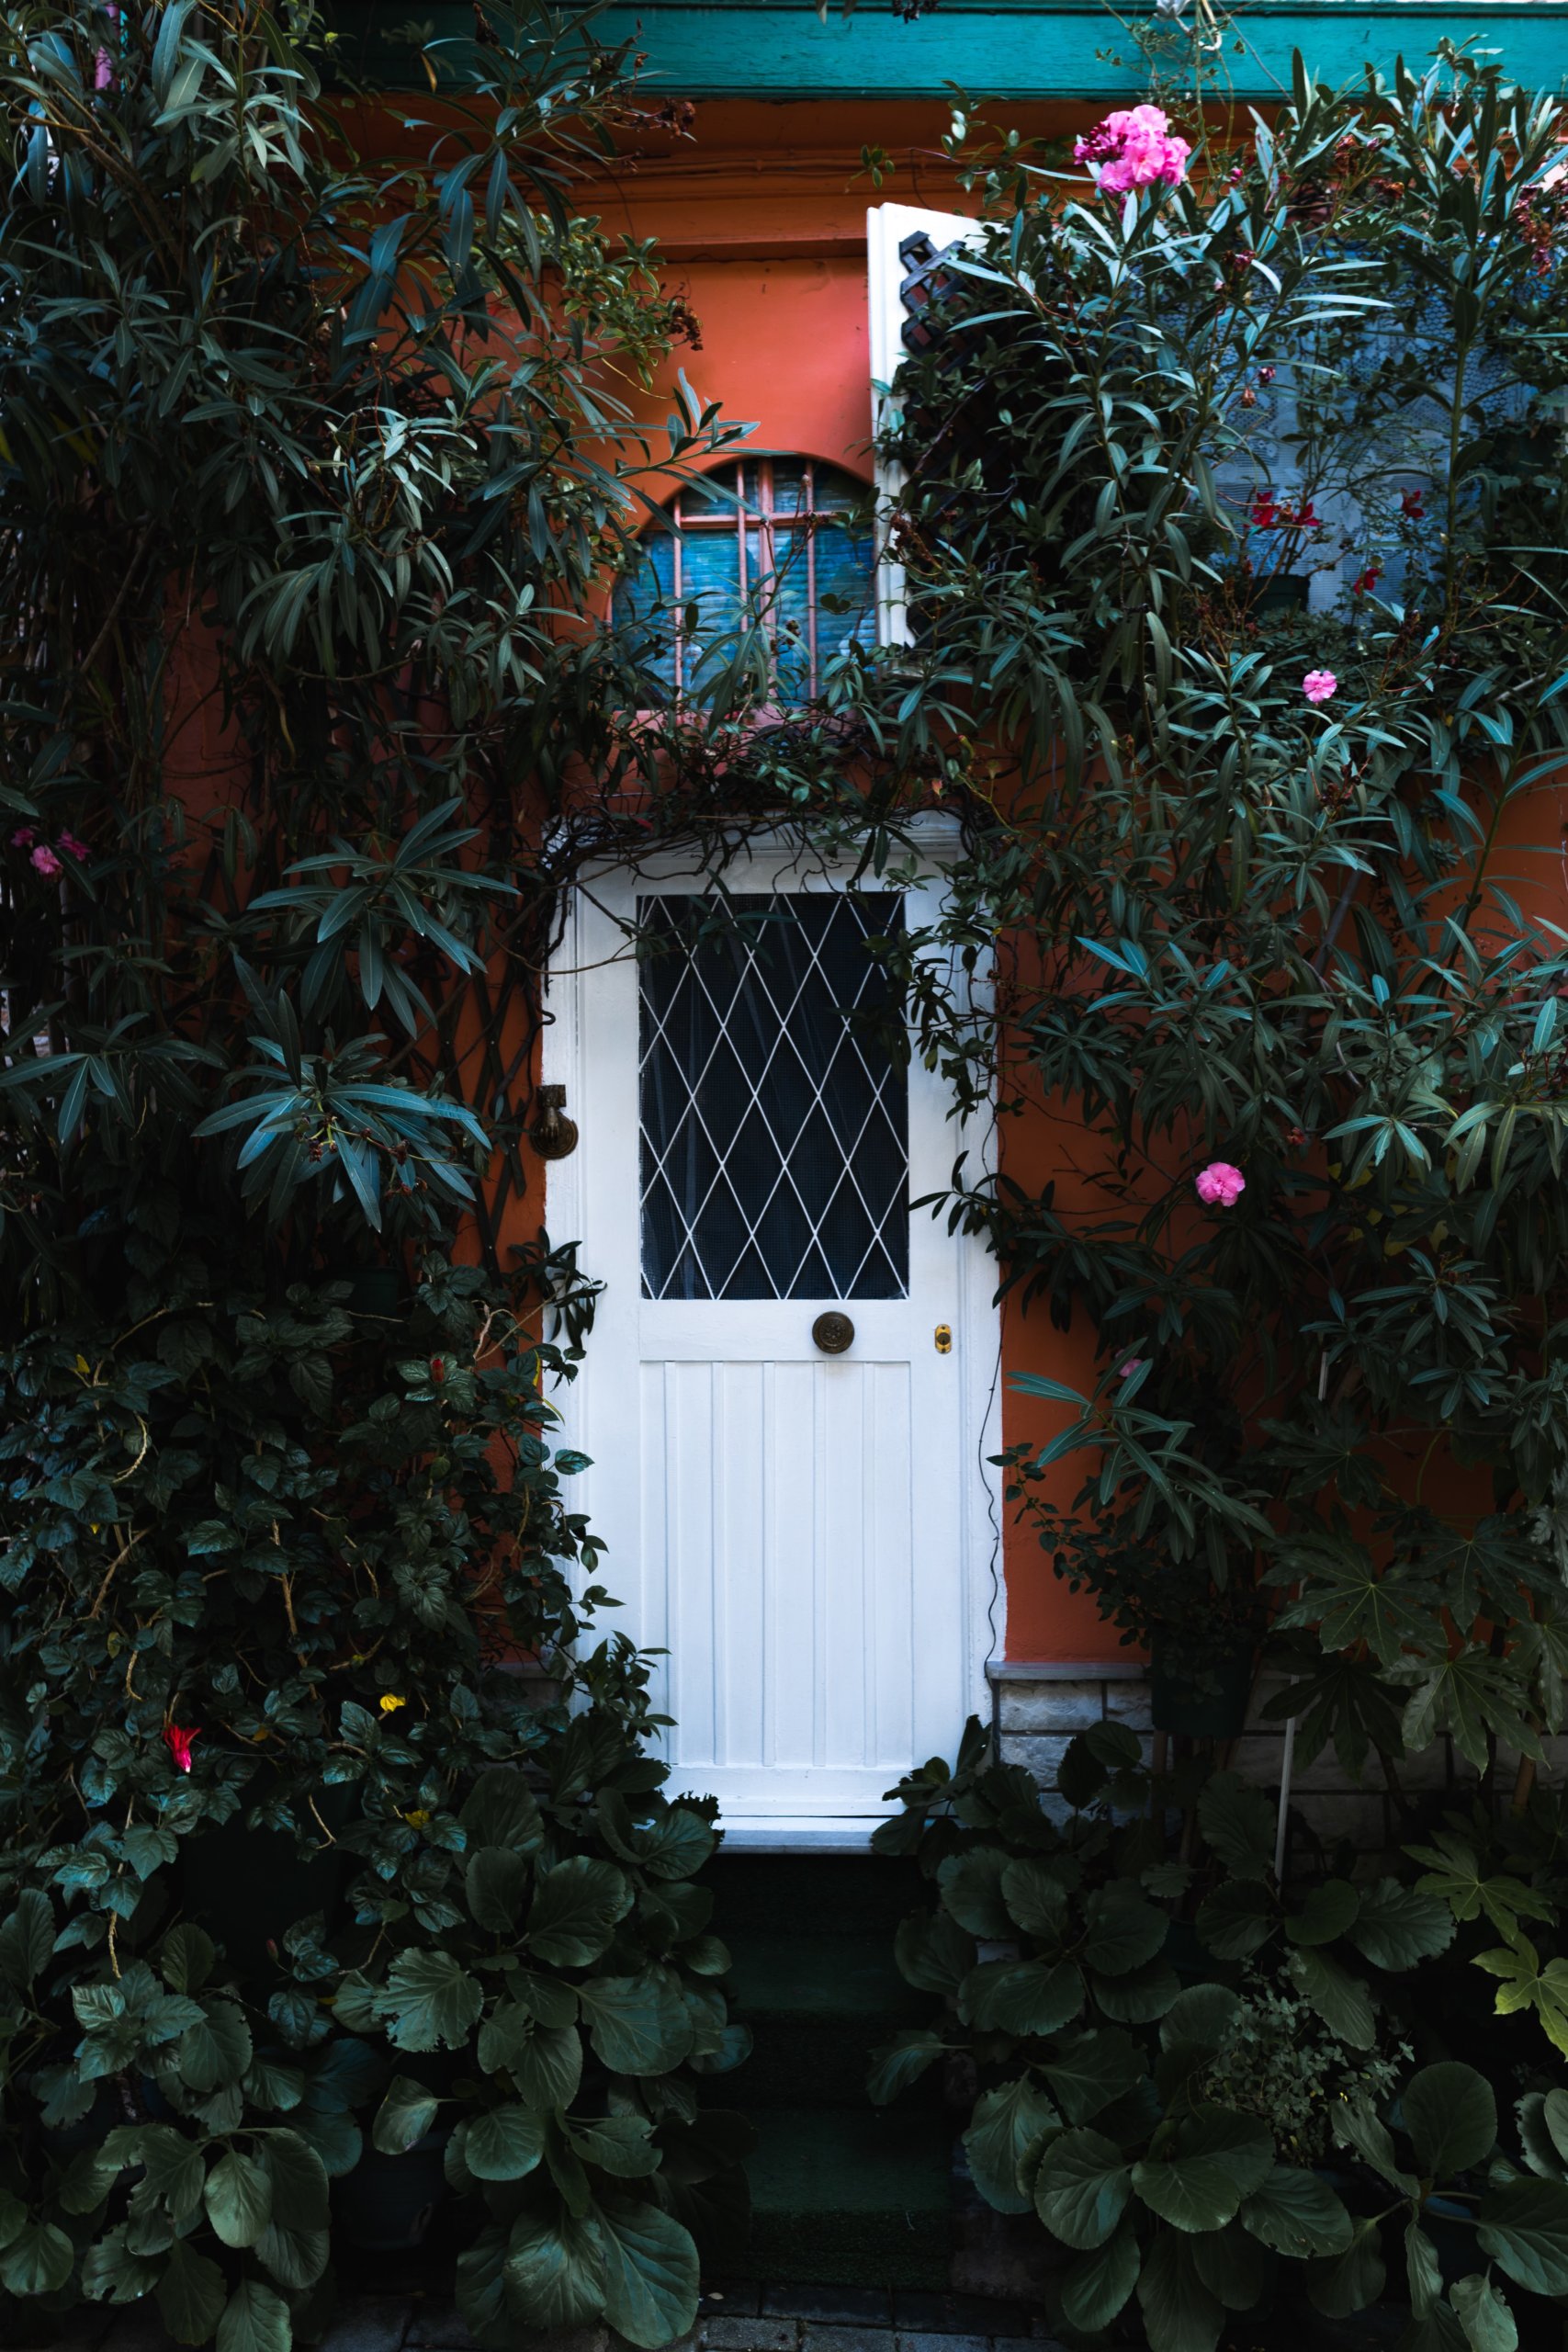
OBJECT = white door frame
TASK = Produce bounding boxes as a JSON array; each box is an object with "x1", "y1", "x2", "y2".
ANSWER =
[{"x1": 540, "y1": 819, "x2": 1002, "y2": 1847}]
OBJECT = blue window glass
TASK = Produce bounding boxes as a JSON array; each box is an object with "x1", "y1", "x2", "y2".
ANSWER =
[{"x1": 613, "y1": 458, "x2": 875, "y2": 701}]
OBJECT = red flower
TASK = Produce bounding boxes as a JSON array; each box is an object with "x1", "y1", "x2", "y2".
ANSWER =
[
  {"x1": 163, "y1": 1724, "x2": 198, "y2": 1773},
  {"x1": 1401, "y1": 490, "x2": 1425, "y2": 520},
  {"x1": 1258, "y1": 366, "x2": 1277, "y2": 386},
  {"x1": 1251, "y1": 491, "x2": 1281, "y2": 529},
  {"x1": 429, "y1": 1356, "x2": 446, "y2": 1385},
  {"x1": 1351, "y1": 564, "x2": 1382, "y2": 595}
]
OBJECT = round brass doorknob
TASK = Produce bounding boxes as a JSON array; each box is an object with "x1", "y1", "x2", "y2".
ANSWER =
[{"x1": 812, "y1": 1311, "x2": 854, "y2": 1355}]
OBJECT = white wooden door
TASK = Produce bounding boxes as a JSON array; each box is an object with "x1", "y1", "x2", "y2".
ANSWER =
[{"x1": 547, "y1": 842, "x2": 994, "y2": 1844}]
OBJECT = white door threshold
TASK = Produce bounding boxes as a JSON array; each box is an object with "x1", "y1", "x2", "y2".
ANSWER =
[{"x1": 716, "y1": 1815, "x2": 894, "y2": 1851}]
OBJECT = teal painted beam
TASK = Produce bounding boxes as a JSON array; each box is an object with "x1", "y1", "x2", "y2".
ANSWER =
[{"x1": 327, "y1": 2, "x2": 1568, "y2": 102}]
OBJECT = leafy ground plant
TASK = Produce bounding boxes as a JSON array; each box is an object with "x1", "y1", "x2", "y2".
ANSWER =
[
  {"x1": 871, "y1": 1722, "x2": 1568, "y2": 2350},
  {"x1": 0, "y1": 1264, "x2": 750, "y2": 2350}
]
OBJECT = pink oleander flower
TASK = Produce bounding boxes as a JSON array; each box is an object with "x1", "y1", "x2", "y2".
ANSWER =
[
  {"x1": 11, "y1": 826, "x2": 36, "y2": 848},
  {"x1": 1074, "y1": 105, "x2": 1191, "y2": 198},
  {"x1": 1303, "y1": 669, "x2": 1337, "y2": 705},
  {"x1": 30, "y1": 843, "x2": 62, "y2": 878},
  {"x1": 163, "y1": 1724, "x2": 199, "y2": 1773},
  {"x1": 1117, "y1": 1357, "x2": 1146, "y2": 1379},
  {"x1": 1195, "y1": 1160, "x2": 1247, "y2": 1208},
  {"x1": 58, "y1": 831, "x2": 90, "y2": 862}
]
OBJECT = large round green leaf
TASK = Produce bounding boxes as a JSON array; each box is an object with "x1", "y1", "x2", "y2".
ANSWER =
[
  {"x1": 1196, "y1": 1776, "x2": 1276, "y2": 1880},
  {"x1": 156, "y1": 2241, "x2": 228, "y2": 2345},
  {"x1": 178, "y1": 2000, "x2": 253, "y2": 2092},
  {"x1": 525, "y1": 1858, "x2": 635, "y2": 1969},
  {"x1": 1287, "y1": 1949, "x2": 1375, "y2": 2050},
  {"x1": 378, "y1": 1950, "x2": 484, "y2": 2052},
  {"x1": 373, "y1": 2075, "x2": 442, "y2": 2155},
  {"x1": 1034, "y1": 2128, "x2": 1133, "y2": 2250},
  {"x1": 503, "y1": 2209, "x2": 608, "y2": 2331},
  {"x1": 638, "y1": 1807, "x2": 716, "y2": 1883},
  {"x1": 1451, "y1": 2271, "x2": 1519, "y2": 2352},
  {"x1": 1191, "y1": 2219, "x2": 1274, "y2": 2312},
  {"x1": 0, "y1": 2219, "x2": 75, "y2": 2297},
  {"x1": 1240, "y1": 2165, "x2": 1353, "y2": 2258},
  {"x1": 260, "y1": 2131, "x2": 329, "y2": 2231},
  {"x1": 959, "y1": 1957, "x2": 1084, "y2": 2037},
  {"x1": 1091, "y1": 1957, "x2": 1180, "y2": 2025},
  {"x1": 596, "y1": 2199, "x2": 701, "y2": 2348},
  {"x1": 134, "y1": 2124, "x2": 207, "y2": 2222},
  {"x1": 1195, "y1": 1882, "x2": 1274, "y2": 1962},
  {"x1": 81, "y1": 2228, "x2": 160, "y2": 2306},
  {"x1": 1347, "y1": 1880, "x2": 1455, "y2": 1972},
  {"x1": 577, "y1": 1972, "x2": 694, "y2": 2076},
  {"x1": 216, "y1": 2279, "x2": 291, "y2": 2352},
  {"x1": 1044, "y1": 2029, "x2": 1149, "y2": 2126},
  {"x1": 937, "y1": 1849, "x2": 1012, "y2": 1938},
  {"x1": 568, "y1": 2116, "x2": 660, "y2": 2178},
  {"x1": 1283, "y1": 1881, "x2": 1361, "y2": 1948},
  {"x1": 1403, "y1": 2063, "x2": 1496, "y2": 2179},
  {"x1": 1137, "y1": 2226, "x2": 1224, "y2": 2352},
  {"x1": 466, "y1": 1847, "x2": 529, "y2": 1933},
  {"x1": 1160, "y1": 1986, "x2": 1239, "y2": 2054},
  {"x1": 1060, "y1": 2217, "x2": 1140, "y2": 2334},
  {"x1": 1134, "y1": 2108, "x2": 1274, "y2": 2234},
  {"x1": 510, "y1": 2021, "x2": 583, "y2": 2112},
  {"x1": 1001, "y1": 1857, "x2": 1071, "y2": 1942},
  {"x1": 465, "y1": 2104, "x2": 547, "y2": 2182},
  {"x1": 205, "y1": 2149, "x2": 273, "y2": 2249},
  {"x1": 1078, "y1": 1886, "x2": 1168, "y2": 1977},
  {"x1": 1308, "y1": 2218, "x2": 1385, "y2": 2318},
  {"x1": 962, "y1": 2076, "x2": 1059, "y2": 2214},
  {"x1": 159, "y1": 1924, "x2": 217, "y2": 1996},
  {"x1": 1477, "y1": 2176, "x2": 1568, "y2": 2296},
  {"x1": 456, "y1": 2224, "x2": 509, "y2": 2346},
  {"x1": 0, "y1": 1889, "x2": 55, "y2": 1990},
  {"x1": 256, "y1": 2219, "x2": 330, "y2": 2291},
  {"x1": 895, "y1": 1909, "x2": 976, "y2": 1996},
  {"x1": 459, "y1": 1769, "x2": 544, "y2": 1856}
]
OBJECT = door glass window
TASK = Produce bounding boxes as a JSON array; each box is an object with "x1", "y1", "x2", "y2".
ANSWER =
[{"x1": 638, "y1": 893, "x2": 908, "y2": 1301}]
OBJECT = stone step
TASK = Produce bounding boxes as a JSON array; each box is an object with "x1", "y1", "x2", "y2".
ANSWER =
[
  {"x1": 728, "y1": 2012, "x2": 942, "y2": 2113},
  {"x1": 740, "y1": 2108, "x2": 953, "y2": 2290}
]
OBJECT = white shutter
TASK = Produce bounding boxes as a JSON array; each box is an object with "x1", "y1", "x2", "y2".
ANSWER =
[{"x1": 867, "y1": 202, "x2": 982, "y2": 647}]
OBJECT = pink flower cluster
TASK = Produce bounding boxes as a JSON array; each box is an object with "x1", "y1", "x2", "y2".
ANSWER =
[
  {"x1": 1302, "y1": 670, "x2": 1337, "y2": 705},
  {"x1": 1073, "y1": 106, "x2": 1191, "y2": 198},
  {"x1": 1195, "y1": 1160, "x2": 1246, "y2": 1208},
  {"x1": 12, "y1": 826, "x2": 88, "y2": 877}
]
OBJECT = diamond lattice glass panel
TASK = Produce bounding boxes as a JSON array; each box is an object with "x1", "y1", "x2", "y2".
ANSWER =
[{"x1": 639, "y1": 893, "x2": 908, "y2": 1301}]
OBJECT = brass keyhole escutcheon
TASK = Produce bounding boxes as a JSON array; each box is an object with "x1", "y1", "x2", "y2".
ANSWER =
[
  {"x1": 812, "y1": 1311, "x2": 854, "y2": 1355},
  {"x1": 934, "y1": 1323, "x2": 953, "y2": 1355}
]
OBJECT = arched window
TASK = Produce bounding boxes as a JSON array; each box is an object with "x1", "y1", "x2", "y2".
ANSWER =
[{"x1": 614, "y1": 457, "x2": 875, "y2": 701}]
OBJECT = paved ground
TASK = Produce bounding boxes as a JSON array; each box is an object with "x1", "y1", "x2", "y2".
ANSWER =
[{"x1": 44, "y1": 2280, "x2": 1068, "y2": 2352}]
